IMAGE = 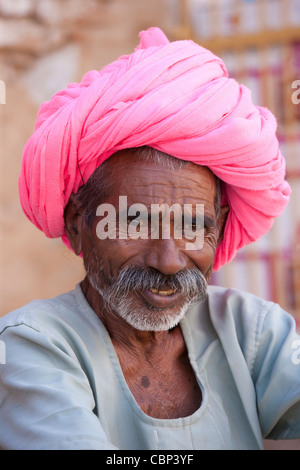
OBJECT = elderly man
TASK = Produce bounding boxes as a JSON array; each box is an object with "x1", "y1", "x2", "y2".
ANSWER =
[{"x1": 0, "y1": 28, "x2": 299, "y2": 450}]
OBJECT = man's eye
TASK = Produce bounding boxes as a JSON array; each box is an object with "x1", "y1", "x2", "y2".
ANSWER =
[
  {"x1": 127, "y1": 216, "x2": 147, "y2": 227},
  {"x1": 182, "y1": 217, "x2": 201, "y2": 231},
  {"x1": 184, "y1": 221, "x2": 197, "y2": 231},
  {"x1": 127, "y1": 216, "x2": 137, "y2": 225}
]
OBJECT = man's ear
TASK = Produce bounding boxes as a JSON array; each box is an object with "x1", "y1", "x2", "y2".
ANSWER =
[
  {"x1": 64, "y1": 197, "x2": 83, "y2": 256},
  {"x1": 217, "y1": 205, "x2": 229, "y2": 245}
]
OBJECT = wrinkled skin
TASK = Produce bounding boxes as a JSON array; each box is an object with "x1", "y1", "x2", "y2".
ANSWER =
[{"x1": 64, "y1": 150, "x2": 228, "y2": 419}]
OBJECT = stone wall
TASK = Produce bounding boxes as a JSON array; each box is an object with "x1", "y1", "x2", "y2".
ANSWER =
[{"x1": 0, "y1": 0, "x2": 171, "y2": 315}]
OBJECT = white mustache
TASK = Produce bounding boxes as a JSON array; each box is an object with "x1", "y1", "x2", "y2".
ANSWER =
[{"x1": 110, "y1": 265, "x2": 208, "y2": 302}]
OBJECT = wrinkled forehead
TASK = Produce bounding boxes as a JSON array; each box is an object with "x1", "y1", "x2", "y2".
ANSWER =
[{"x1": 104, "y1": 148, "x2": 218, "y2": 204}]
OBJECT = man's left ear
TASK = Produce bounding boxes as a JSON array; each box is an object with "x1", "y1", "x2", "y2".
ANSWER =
[
  {"x1": 64, "y1": 196, "x2": 83, "y2": 256},
  {"x1": 217, "y1": 205, "x2": 230, "y2": 245}
]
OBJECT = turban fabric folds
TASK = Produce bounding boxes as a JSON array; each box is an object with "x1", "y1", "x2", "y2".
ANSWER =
[{"x1": 19, "y1": 27, "x2": 291, "y2": 270}]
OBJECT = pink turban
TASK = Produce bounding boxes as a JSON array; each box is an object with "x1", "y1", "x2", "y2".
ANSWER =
[{"x1": 19, "y1": 27, "x2": 291, "y2": 270}]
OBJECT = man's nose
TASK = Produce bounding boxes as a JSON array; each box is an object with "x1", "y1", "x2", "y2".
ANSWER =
[{"x1": 144, "y1": 238, "x2": 187, "y2": 275}]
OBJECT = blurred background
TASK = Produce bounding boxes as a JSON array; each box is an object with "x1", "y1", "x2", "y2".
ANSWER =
[{"x1": 0, "y1": 0, "x2": 299, "y2": 449}]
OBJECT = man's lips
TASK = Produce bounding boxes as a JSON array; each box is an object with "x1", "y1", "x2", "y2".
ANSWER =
[
  {"x1": 149, "y1": 287, "x2": 177, "y2": 296},
  {"x1": 136, "y1": 286, "x2": 183, "y2": 308}
]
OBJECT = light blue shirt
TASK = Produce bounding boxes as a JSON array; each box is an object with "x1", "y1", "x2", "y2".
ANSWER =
[{"x1": 0, "y1": 284, "x2": 299, "y2": 450}]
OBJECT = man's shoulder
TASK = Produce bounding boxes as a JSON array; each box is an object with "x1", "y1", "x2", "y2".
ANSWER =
[
  {"x1": 185, "y1": 285, "x2": 297, "y2": 380},
  {"x1": 204, "y1": 285, "x2": 297, "y2": 355},
  {"x1": 0, "y1": 287, "x2": 80, "y2": 335},
  {"x1": 205, "y1": 284, "x2": 284, "y2": 332},
  {"x1": 186, "y1": 284, "x2": 285, "y2": 345},
  {"x1": 206, "y1": 284, "x2": 284, "y2": 317},
  {"x1": 206, "y1": 284, "x2": 274, "y2": 314}
]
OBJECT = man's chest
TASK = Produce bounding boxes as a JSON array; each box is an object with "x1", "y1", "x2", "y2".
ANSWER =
[{"x1": 120, "y1": 353, "x2": 202, "y2": 419}]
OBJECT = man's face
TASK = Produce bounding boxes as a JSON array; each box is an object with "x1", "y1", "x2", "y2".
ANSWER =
[{"x1": 79, "y1": 151, "x2": 221, "y2": 331}]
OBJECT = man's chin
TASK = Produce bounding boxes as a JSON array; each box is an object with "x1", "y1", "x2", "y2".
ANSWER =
[
  {"x1": 116, "y1": 305, "x2": 189, "y2": 331},
  {"x1": 112, "y1": 292, "x2": 191, "y2": 331}
]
